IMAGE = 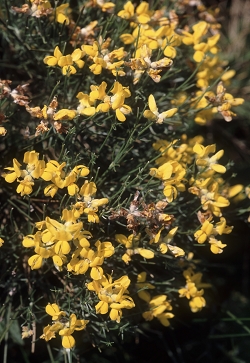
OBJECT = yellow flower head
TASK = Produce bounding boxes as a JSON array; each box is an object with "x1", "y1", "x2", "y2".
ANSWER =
[{"x1": 144, "y1": 94, "x2": 177, "y2": 124}]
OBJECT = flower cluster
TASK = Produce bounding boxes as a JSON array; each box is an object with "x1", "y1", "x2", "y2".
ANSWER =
[
  {"x1": 179, "y1": 267, "x2": 209, "y2": 313},
  {"x1": 3, "y1": 151, "x2": 45, "y2": 196},
  {"x1": 150, "y1": 134, "x2": 244, "y2": 255},
  {"x1": 125, "y1": 44, "x2": 174, "y2": 84},
  {"x1": 12, "y1": 2, "x2": 71, "y2": 24},
  {"x1": 77, "y1": 81, "x2": 132, "y2": 122},
  {"x1": 40, "y1": 303, "x2": 89, "y2": 348},
  {"x1": 118, "y1": 2, "x2": 179, "y2": 56},
  {"x1": 22, "y1": 208, "x2": 113, "y2": 275},
  {"x1": 44, "y1": 46, "x2": 85, "y2": 76},
  {"x1": 193, "y1": 82, "x2": 244, "y2": 125},
  {"x1": 115, "y1": 233, "x2": 154, "y2": 264},
  {"x1": 1, "y1": 0, "x2": 248, "y2": 354},
  {"x1": 87, "y1": 275, "x2": 135, "y2": 323},
  {"x1": 136, "y1": 272, "x2": 174, "y2": 326}
]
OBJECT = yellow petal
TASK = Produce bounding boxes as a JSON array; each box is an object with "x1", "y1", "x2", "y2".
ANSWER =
[
  {"x1": 81, "y1": 107, "x2": 96, "y2": 116},
  {"x1": 228, "y1": 184, "x2": 243, "y2": 198},
  {"x1": 54, "y1": 241, "x2": 71, "y2": 255},
  {"x1": 62, "y1": 65, "x2": 76, "y2": 76},
  {"x1": 221, "y1": 70, "x2": 235, "y2": 81},
  {"x1": 116, "y1": 108, "x2": 126, "y2": 122},
  {"x1": 54, "y1": 109, "x2": 76, "y2": 120},
  {"x1": 54, "y1": 46, "x2": 62, "y2": 59},
  {"x1": 211, "y1": 164, "x2": 226, "y2": 173},
  {"x1": 22, "y1": 235, "x2": 36, "y2": 248},
  {"x1": 148, "y1": 95, "x2": 157, "y2": 113},
  {"x1": 110, "y1": 308, "x2": 120, "y2": 322},
  {"x1": 52, "y1": 255, "x2": 63, "y2": 266},
  {"x1": 62, "y1": 335, "x2": 75, "y2": 349},
  {"x1": 159, "y1": 243, "x2": 168, "y2": 254},
  {"x1": 71, "y1": 48, "x2": 83, "y2": 61},
  {"x1": 193, "y1": 143, "x2": 204, "y2": 155},
  {"x1": 44, "y1": 56, "x2": 58, "y2": 66},
  {"x1": 44, "y1": 184, "x2": 58, "y2": 197},
  {"x1": 120, "y1": 34, "x2": 135, "y2": 44},
  {"x1": 167, "y1": 244, "x2": 185, "y2": 257},
  {"x1": 193, "y1": 50, "x2": 204, "y2": 63},
  {"x1": 58, "y1": 55, "x2": 72, "y2": 67},
  {"x1": 91, "y1": 266, "x2": 103, "y2": 280},
  {"x1": 139, "y1": 248, "x2": 154, "y2": 259},
  {"x1": 67, "y1": 183, "x2": 79, "y2": 196},
  {"x1": 5, "y1": 172, "x2": 18, "y2": 183},
  {"x1": 28, "y1": 255, "x2": 43, "y2": 269},
  {"x1": 115, "y1": 234, "x2": 127, "y2": 245},
  {"x1": 95, "y1": 301, "x2": 108, "y2": 314},
  {"x1": 56, "y1": 14, "x2": 70, "y2": 25},
  {"x1": 163, "y1": 46, "x2": 176, "y2": 58},
  {"x1": 161, "y1": 108, "x2": 178, "y2": 118},
  {"x1": 143, "y1": 110, "x2": 156, "y2": 120},
  {"x1": 45, "y1": 303, "x2": 60, "y2": 317}
]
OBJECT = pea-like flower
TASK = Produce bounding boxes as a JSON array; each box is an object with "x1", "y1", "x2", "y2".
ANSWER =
[
  {"x1": 41, "y1": 303, "x2": 89, "y2": 349},
  {"x1": 87, "y1": 275, "x2": 135, "y2": 322},
  {"x1": 44, "y1": 46, "x2": 85, "y2": 76},
  {"x1": 144, "y1": 94, "x2": 178, "y2": 124},
  {"x1": 3, "y1": 151, "x2": 45, "y2": 196}
]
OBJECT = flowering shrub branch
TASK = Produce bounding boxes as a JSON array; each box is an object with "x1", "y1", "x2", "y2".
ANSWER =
[{"x1": 0, "y1": 0, "x2": 249, "y2": 359}]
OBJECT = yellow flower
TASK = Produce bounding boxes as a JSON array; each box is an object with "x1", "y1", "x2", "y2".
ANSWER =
[
  {"x1": 142, "y1": 294, "x2": 174, "y2": 326},
  {"x1": 40, "y1": 324, "x2": 60, "y2": 342},
  {"x1": 43, "y1": 217, "x2": 82, "y2": 243},
  {"x1": 53, "y1": 109, "x2": 76, "y2": 120},
  {"x1": 23, "y1": 231, "x2": 53, "y2": 269},
  {"x1": 115, "y1": 233, "x2": 154, "y2": 264},
  {"x1": 76, "y1": 92, "x2": 96, "y2": 116},
  {"x1": 144, "y1": 94, "x2": 177, "y2": 124},
  {"x1": 214, "y1": 217, "x2": 233, "y2": 235},
  {"x1": 179, "y1": 268, "x2": 208, "y2": 312},
  {"x1": 194, "y1": 220, "x2": 213, "y2": 243},
  {"x1": 194, "y1": 216, "x2": 232, "y2": 253},
  {"x1": 59, "y1": 313, "x2": 89, "y2": 349},
  {"x1": 209, "y1": 237, "x2": 227, "y2": 254},
  {"x1": 79, "y1": 181, "x2": 97, "y2": 197},
  {"x1": 41, "y1": 304, "x2": 89, "y2": 349},
  {"x1": 193, "y1": 34, "x2": 220, "y2": 63},
  {"x1": 41, "y1": 160, "x2": 66, "y2": 194},
  {"x1": 117, "y1": 1, "x2": 135, "y2": 20},
  {"x1": 126, "y1": 45, "x2": 173, "y2": 84},
  {"x1": 43, "y1": 46, "x2": 62, "y2": 66},
  {"x1": 58, "y1": 48, "x2": 85, "y2": 75},
  {"x1": 55, "y1": 4, "x2": 71, "y2": 25},
  {"x1": 181, "y1": 21, "x2": 209, "y2": 46},
  {"x1": 67, "y1": 240, "x2": 113, "y2": 279},
  {"x1": 193, "y1": 143, "x2": 226, "y2": 174},
  {"x1": 136, "y1": 272, "x2": 155, "y2": 302},
  {"x1": 179, "y1": 282, "x2": 198, "y2": 299},
  {"x1": 117, "y1": 1, "x2": 153, "y2": 24},
  {"x1": 189, "y1": 295, "x2": 206, "y2": 313},
  {"x1": 45, "y1": 303, "x2": 67, "y2": 321},
  {"x1": 87, "y1": 275, "x2": 135, "y2": 322},
  {"x1": 150, "y1": 160, "x2": 186, "y2": 202},
  {"x1": 3, "y1": 151, "x2": 45, "y2": 196},
  {"x1": 109, "y1": 81, "x2": 131, "y2": 122},
  {"x1": 0, "y1": 238, "x2": 4, "y2": 247},
  {"x1": 44, "y1": 46, "x2": 84, "y2": 75},
  {"x1": 0, "y1": 126, "x2": 7, "y2": 136}
]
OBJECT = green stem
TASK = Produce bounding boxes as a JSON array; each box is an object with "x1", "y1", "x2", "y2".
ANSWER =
[{"x1": 46, "y1": 344, "x2": 55, "y2": 363}]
